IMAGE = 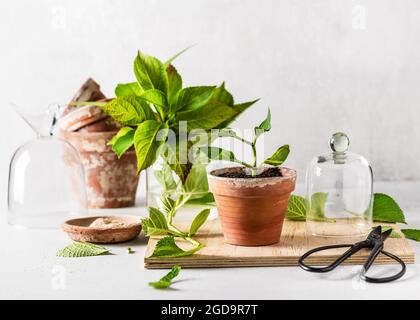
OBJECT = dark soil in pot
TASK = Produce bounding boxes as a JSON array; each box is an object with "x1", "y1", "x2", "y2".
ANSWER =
[{"x1": 214, "y1": 166, "x2": 283, "y2": 178}]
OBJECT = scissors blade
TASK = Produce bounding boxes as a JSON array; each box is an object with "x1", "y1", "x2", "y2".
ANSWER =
[
  {"x1": 367, "y1": 226, "x2": 382, "y2": 239},
  {"x1": 380, "y1": 228, "x2": 393, "y2": 241}
]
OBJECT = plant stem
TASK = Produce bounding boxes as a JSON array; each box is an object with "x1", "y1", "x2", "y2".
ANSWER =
[
  {"x1": 250, "y1": 141, "x2": 258, "y2": 176},
  {"x1": 232, "y1": 136, "x2": 253, "y2": 146},
  {"x1": 251, "y1": 142, "x2": 257, "y2": 168},
  {"x1": 185, "y1": 237, "x2": 201, "y2": 247},
  {"x1": 239, "y1": 161, "x2": 254, "y2": 169}
]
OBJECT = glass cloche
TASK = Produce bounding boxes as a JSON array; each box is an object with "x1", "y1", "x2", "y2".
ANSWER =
[
  {"x1": 8, "y1": 103, "x2": 88, "y2": 229},
  {"x1": 305, "y1": 132, "x2": 373, "y2": 237}
]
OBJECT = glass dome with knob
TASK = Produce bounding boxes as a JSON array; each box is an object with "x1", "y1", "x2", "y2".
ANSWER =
[
  {"x1": 8, "y1": 103, "x2": 88, "y2": 229},
  {"x1": 305, "y1": 132, "x2": 373, "y2": 237}
]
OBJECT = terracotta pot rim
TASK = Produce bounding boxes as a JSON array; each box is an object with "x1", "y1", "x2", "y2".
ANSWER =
[{"x1": 208, "y1": 166, "x2": 297, "y2": 183}]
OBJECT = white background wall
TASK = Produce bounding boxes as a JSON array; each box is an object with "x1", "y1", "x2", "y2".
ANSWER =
[{"x1": 1, "y1": 0, "x2": 420, "y2": 193}]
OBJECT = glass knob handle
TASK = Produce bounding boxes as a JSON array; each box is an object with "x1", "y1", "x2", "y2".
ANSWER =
[{"x1": 329, "y1": 132, "x2": 350, "y2": 153}]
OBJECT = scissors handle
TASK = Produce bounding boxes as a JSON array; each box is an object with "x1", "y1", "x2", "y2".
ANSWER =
[
  {"x1": 298, "y1": 243, "x2": 362, "y2": 273},
  {"x1": 360, "y1": 249, "x2": 406, "y2": 283}
]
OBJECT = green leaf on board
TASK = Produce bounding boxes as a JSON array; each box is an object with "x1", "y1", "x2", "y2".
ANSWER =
[
  {"x1": 149, "y1": 265, "x2": 181, "y2": 289},
  {"x1": 309, "y1": 192, "x2": 336, "y2": 223},
  {"x1": 134, "y1": 50, "x2": 168, "y2": 95},
  {"x1": 57, "y1": 242, "x2": 110, "y2": 258},
  {"x1": 101, "y1": 96, "x2": 155, "y2": 126},
  {"x1": 263, "y1": 144, "x2": 290, "y2": 166},
  {"x1": 115, "y1": 82, "x2": 142, "y2": 97},
  {"x1": 285, "y1": 194, "x2": 307, "y2": 221},
  {"x1": 141, "y1": 207, "x2": 170, "y2": 236},
  {"x1": 189, "y1": 209, "x2": 211, "y2": 237},
  {"x1": 134, "y1": 120, "x2": 168, "y2": 173},
  {"x1": 401, "y1": 229, "x2": 420, "y2": 242},
  {"x1": 150, "y1": 236, "x2": 205, "y2": 258},
  {"x1": 286, "y1": 192, "x2": 409, "y2": 225},
  {"x1": 372, "y1": 193, "x2": 407, "y2": 224},
  {"x1": 107, "y1": 127, "x2": 135, "y2": 158}
]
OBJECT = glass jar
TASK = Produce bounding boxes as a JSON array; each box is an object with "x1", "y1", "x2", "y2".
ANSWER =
[{"x1": 306, "y1": 132, "x2": 373, "y2": 237}]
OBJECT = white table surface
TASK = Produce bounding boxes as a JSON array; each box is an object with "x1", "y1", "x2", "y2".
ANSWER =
[{"x1": 1, "y1": 180, "x2": 420, "y2": 300}]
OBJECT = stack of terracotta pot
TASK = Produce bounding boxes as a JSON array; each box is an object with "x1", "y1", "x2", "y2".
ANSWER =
[{"x1": 58, "y1": 79, "x2": 139, "y2": 209}]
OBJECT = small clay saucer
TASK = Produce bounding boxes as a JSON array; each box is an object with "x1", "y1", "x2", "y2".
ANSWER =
[{"x1": 62, "y1": 215, "x2": 142, "y2": 244}]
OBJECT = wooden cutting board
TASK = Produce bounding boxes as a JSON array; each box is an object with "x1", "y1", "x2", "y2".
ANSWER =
[{"x1": 144, "y1": 220, "x2": 415, "y2": 269}]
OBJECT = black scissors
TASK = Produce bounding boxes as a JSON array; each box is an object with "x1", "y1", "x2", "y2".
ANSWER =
[{"x1": 298, "y1": 226, "x2": 406, "y2": 283}]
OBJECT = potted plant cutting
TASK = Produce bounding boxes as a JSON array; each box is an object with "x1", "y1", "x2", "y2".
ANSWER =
[
  {"x1": 202, "y1": 109, "x2": 296, "y2": 246},
  {"x1": 74, "y1": 48, "x2": 261, "y2": 254}
]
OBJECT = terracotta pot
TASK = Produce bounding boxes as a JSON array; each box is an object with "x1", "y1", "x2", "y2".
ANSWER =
[
  {"x1": 208, "y1": 167, "x2": 297, "y2": 246},
  {"x1": 59, "y1": 131, "x2": 139, "y2": 208}
]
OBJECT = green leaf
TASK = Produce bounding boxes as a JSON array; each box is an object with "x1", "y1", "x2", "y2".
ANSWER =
[
  {"x1": 210, "y1": 82, "x2": 234, "y2": 106},
  {"x1": 160, "y1": 142, "x2": 192, "y2": 184},
  {"x1": 157, "y1": 195, "x2": 175, "y2": 215},
  {"x1": 373, "y1": 193, "x2": 406, "y2": 224},
  {"x1": 254, "y1": 108, "x2": 271, "y2": 140},
  {"x1": 186, "y1": 192, "x2": 215, "y2": 206},
  {"x1": 377, "y1": 226, "x2": 401, "y2": 238},
  {"x1": 286, "y1": 195, "x2": 307, "y2": 221},
  {"x1": 173, "y1": 86, "x2": 216, "y2": 112},
  {"x1": 264, "y1": 144, "x2": 290, "y2": 166},
  {"x1": 57, "y1": 242, "x2": 110, "y2": 258},
  {"x1": 199, "y1": 146, "x2": 238, "y2": 163},
  {"x1": 102, "y1": 96, "x2": 155, "y2": 125},
  {"x1": 310, "y1": 192, "x2": 328, "y2": 219},
  {"x1": 139, "y1": 89, "x2": 168, "y2": 108},
  {"x1": 183, "y1": 163, "x2": 209, "y2": 198},
  {"x1": 401, "y1": 229, "x2": 420, "y2": 241},
  {"x1": 154, "y1": 163, "x2": 177, "y2": 192},
  {"x1": 134, "y1": 120, "x2": 168, "y2": 173},
  {"x1": 189, "y1": 209, "x2": 210, "y2": 236},
  {"x1": 115, "y1": 82, "x2": 142, "y2": 97},
  {"x1": 150, "y1": 236, "x2": 204, "y2": 258},
  {"x1": 309, "y1": 192, "x2": 336, "y2": 223},
  {"x1": 164, "y1": 45, "x2": 195, "y2": 66},
  {"x1": 174, "y1": 101, "x2": 238, "y2": 131},
  {"x1": 107, "y1": 127, "x2": 135, "y2": 158},
  {"x1": 134, "y1": 50, "x2": 168, "y2": 95},
  {"x1": 166, "y1": 64, "x2": 182, "y2": 106},
  {"x1": 217, "y1": 99, "x2": 259, "y2": 128},
  {"x1": 141, "y1": 207, "x2": 169, "y2": 236},
  {"x1": 149, "y1": 265, "x2": 181, "y2": 289}
]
